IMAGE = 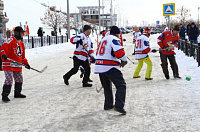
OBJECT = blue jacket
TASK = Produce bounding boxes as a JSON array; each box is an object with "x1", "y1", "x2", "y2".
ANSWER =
[{"x1": 179, "y1": 26, "x2": 187, "y2": 39}]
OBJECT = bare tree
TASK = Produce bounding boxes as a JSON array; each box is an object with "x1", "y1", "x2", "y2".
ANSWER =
[
  {"x1": 176, "y1": 6, "x2": 191, "y2": 25},
  {"x1": 40, "y1": 6, "x2": 67, "y2": 35}
]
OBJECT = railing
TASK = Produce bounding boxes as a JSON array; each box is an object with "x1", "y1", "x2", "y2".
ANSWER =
[
  {"x1": 22, "y1": 35, "x2": 68, "y2": 49},
  {"x1": 178, "y1": 39, "x2": 200, "y2": 67}
]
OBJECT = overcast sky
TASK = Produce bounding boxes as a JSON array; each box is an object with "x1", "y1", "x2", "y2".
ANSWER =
[{"x1": 38, "y1": 0, "x2": 200, "y2": 27}]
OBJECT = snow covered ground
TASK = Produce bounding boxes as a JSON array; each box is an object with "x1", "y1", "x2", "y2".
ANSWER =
[{"x1": 0, "y1": 33, "x2": 200, "y2": 131}]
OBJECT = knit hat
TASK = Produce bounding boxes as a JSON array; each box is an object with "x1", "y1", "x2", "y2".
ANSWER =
[
  {"x1": 173, "y1": 25, "x2": 180, "y2": 31},
  {"x1": 83, "y1": 25, "x2": 91, "y2": 32},
  {"x1": 0, "y1": 23, "x2": 4, "y2": 27},
  {"x1": 110, "y1": 26, "x2": 120, "y2": 35},
  {"x1": 135, "y1": 27, "x2": 139, "y2": 31}
]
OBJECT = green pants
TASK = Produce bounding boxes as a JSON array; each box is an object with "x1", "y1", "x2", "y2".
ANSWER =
[{"x1": 133, "y1": 57, "x2": 153, "y2": 78}]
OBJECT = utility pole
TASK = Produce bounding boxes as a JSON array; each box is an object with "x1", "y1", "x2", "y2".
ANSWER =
[
  {"x1": 67, "y1": 0, "x2": 70, "y2": 39},
  {"x1": 98, "y1": 0, "x2": 101, "y2": 33},
  {"x1": 110, "y1": 0, "x2": 112, "y2": 26},
  {"x1": 102, "y1": 0, "x2": 104, "y2": 29}
]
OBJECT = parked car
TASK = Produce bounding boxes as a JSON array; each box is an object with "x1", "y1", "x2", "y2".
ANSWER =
[{"x1": 151, "y1": 28, "x2": 162, "y2": 34}]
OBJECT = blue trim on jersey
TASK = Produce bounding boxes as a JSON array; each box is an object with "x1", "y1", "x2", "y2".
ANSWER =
[
  {"x1": 159, "y1": 33, "x2": 165, "y2": 38},
  {"x1": 112, "y1": 39, "x2": 121, "y2": 46},
  {"x1": 144, "y1": 41, "x2": 149, "y2": 46}
]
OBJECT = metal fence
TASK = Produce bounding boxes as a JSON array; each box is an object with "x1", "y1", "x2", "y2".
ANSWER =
[
  {"x1": 23, "y1": 35, "x2": 68, "y2": 49},
  {"x1": 178, "y1": 39, "x2": 200, "y2": 67}
]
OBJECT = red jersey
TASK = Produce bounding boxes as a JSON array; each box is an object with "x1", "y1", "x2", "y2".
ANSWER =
[
  {"x1": 157, "y1": 31, "x2": 179, "y2": 55},
  {"x1": 0, "y1": 37, "x2": 29, "y2": 72}
]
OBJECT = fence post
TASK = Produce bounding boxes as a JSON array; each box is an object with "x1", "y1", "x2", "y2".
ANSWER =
[
  {"x1": 178, "y1": 39, "x2": 180, "y2": 50},
  {"x1": 49, "y1": 36, "x2": 51, "y2": 45},
  {"x1": 32, "y1": 37, "x2": 34, "y2": 48},
  {"x1": 61, "y1": 35, "x2": 63, "y2": 43},
  {"x1": 185, "y1": 41, "x2": 188, "y2": 55},
  {"x1": 66, "y1": 34, "x2": 68, "y2": 42},
  {"x1": 56, "y1": 35, "x2": 58, "y2": 44},
  {"x1": 41, "y1": 37, "x2": 43, "y2": 47},
  {"x1": 190, "y1": 41, "x2": 194, "y2": 57}
]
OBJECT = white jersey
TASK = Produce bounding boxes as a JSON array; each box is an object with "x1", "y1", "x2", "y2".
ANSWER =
[
  {"x1": 71, "y1": 33, "x2": 94, "y2": 61},
  {"x1": 105, "y1": 31, "x2": 110, "y2": 37},
  {"x1": 94, "y1": 35, "x2": 127, "y2": 74},
  {"x1": 135, "y1": 34, "x2": 151, "y2": 60},
  {"x1": 164, "y1": 27, "x2": 168, "y2": 31},
  {"x1": 133, "y1": 32, "x2": 141, "y2": 42}
]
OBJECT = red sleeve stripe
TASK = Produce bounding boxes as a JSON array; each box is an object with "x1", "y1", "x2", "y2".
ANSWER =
[
  {"x1": 70, "y1": 37, "x2": 75, "y2": 44},
  {"x1": 114, "y1": 49, "x2": 125, "y2": 58},
  {"x1": 95, "y1": 60, "x2": 120, "y2": 66},
  {"x1": 89, "y1": 50, "x2": 94, "y2": 54},
  {"x1": 135, "y1": 47, "x2": 151, "y2": 54},
  {"x1": 74, "y1": 51, "x2": 88, "y2": 57},
  {"x1": 142, "y1": 47, "x2": 150, "y2": 54}
]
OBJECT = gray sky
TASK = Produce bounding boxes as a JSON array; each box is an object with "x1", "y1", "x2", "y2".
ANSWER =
[{"x1": 38, "y1": 0, "x2": 200, "y2": 27}]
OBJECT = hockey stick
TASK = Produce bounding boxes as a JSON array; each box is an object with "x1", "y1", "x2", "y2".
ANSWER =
[
  {"x1": 96, "y1": 86, "x2": 103, "y2": 93},
  {"x1": 127, "y1": 57, "x2": 134, "y2": 64},
  {"x1": 7, "y1": 58, "x2": 47, "y2": 73}
]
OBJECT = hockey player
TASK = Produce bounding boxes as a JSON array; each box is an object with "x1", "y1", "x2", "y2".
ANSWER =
[
  {"x1": 133, "y1": 28, "x2": 153, "y2": 80},
  {"x1": 94, "y1": 26, "x2": 128, "y2": 115},
  {"x1": 132, "y1": 27, "x2": 141, "y2": 55},
  {"x1": 63, "y1": 25, "x2": 95, "y2": 87},
  {"x1": 157, "y1": 25, "x2": 180, "y2": 79},
  {"x1": 0, "y1": 26, "x2": 31, "y2": 102}
]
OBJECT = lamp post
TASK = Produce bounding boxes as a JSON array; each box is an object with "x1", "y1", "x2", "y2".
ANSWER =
[
  {"x1": 198, "y1": 7, "x2": 200, "y2": 28},
  {"x1": 67, "y1": 0, "x2": 70, "y2": 39}
]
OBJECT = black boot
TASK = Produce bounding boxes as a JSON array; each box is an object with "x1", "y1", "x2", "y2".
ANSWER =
[
  {"x1": 88, "y1": 78, "x2": 93, "y2": 82},
  {"x1": 2, "y1": 85, "x2": 12, "y2": 102},
  {"x1": 14, "y1": 82, "x2": 26, "y2": 98},
  {"x1": 83, "y1": 82, "x2": 92, "y2": 87},
  {"x1": 63, "y1": 75, "x2": 69, "y2": 85},
  {"x1": 114, "y1": 107, "x2": 126, "y2": 115}
]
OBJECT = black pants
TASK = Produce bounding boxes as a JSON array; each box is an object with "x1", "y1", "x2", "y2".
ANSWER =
[
  {"x1": 99, "y1": 68, "x2": 126, "y2": 109},
  {"x1": 160, "y1": 53, "x2": 179, "y2": 77},
  {"x1": 64, "y1": 56, "x2": 90, "y2": 84}
]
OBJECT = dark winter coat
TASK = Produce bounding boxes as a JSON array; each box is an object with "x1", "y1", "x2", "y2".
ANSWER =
[
  {"x1": 179, "y1": 26, "x2": 187, "y2": 39},
  {"x1": 186, "y1": 24, "x2": 190, "y2": 35},
  {"x1": 188, "y1": 22, "x2": 199, "y2": 41},
  {"x1": 37, "y1": 28, "x2": 44, "y2": 37}
]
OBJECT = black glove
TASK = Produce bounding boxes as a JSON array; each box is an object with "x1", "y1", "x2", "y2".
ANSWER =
[
  {"x1": 2, "y1": 54, "x2": 7, "y2": 60},
  {"x1": 152, "y1": 49, "x2": 157, "y2": 53},
  {"x1": 25, "y1": 64, "x2": 31, "y2": 70},
  {"x1": 78, "y1": 39, "x2": 83, "y2": 45},
  {"x1": 162, "y1": 46, "x2": 166, "y2": 49},
  {"x1": 120, "y1": 61, "x2": 127, "y2": 68},
  {"x1": 91, "y1": 56, "x2": 95, "y2": 63}
]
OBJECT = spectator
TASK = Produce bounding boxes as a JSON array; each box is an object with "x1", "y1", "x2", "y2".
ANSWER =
[
  {"x1": 0, "y1": 23, "x2": 4, "y2": 71},
  {"x1": 59, "y1": 27, "x2": 61, "y2": 35},
  {"x1": 163, "y1": 25, "x2": 168, "y2": 31},
  {"x1": 51, "y1": 31, "x2": 55, "y2": 36},
  {"x1": 37, "y1": 27, "x2": 45, "y2": 37},
  {"x1": 186, "y1": 24, "x2": 191, "y2": 35},
  {"x1": 188, "y1": 22, "x2": 199, "y2": 45},
  {"x1": 6, "y1": 28, "x2": 11, "y2": 40},
  {"x1": 179, "y1": 24, "x2": 187, "y2": 40}
]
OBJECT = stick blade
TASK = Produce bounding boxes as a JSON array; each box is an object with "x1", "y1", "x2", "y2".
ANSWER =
[{"x1": 39, "y1": 66, "x2": 48, "y2": 73}]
